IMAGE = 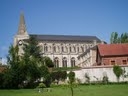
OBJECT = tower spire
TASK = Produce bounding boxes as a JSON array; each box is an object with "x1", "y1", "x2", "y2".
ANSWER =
[{"x1": 17, "y1": 12, "x2": 28, "y2": 35}]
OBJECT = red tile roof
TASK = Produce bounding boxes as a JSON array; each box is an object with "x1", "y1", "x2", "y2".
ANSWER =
[{"x1": 98, "y1": 43, "x2": 128, "y2": 56}]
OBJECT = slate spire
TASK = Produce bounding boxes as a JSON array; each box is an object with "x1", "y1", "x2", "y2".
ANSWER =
[{"x1": 17, "y1": 12, "x2": 28, "y2": 35}]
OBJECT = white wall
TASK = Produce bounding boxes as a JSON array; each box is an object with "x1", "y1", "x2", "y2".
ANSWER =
[{"x1": 72, "y1": 66, "x2": 128, "y2": 83}]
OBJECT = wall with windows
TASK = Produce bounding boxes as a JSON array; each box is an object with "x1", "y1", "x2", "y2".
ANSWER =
[
  {"x1": 38, "y1": 41, "x2": 96, "y2": 67},
  {"x1": 101, "y1": 56, "x2": 128, "y2": 65}
]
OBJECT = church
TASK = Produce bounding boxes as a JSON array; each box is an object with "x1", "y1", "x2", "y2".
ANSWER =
[
  {"x1": 14, "y1": 13, "x2": 102, "y2": 68},
  {"x1": 13, "y1": 13, "x2": 128, "y2": 82}
]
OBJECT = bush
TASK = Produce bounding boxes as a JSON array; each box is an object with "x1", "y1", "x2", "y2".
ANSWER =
[
  {"x1": 85, "y1": 73, "x2": 90, "y2": 83},
  {"x1": 51, "y1": 70, "x2": 67, "y2": 84},
  {"x1": 38, "y1": 83, "x2": 46, "y2": 88},
  {"x1": 113, "y1": 65, "x2": 123, "y2": 82},
  {"x1": 102, "y1": 76, "x2": 109, "y2": 84}
]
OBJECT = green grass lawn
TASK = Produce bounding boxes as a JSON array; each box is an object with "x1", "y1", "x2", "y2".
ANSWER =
[{"x1": 0, "y1": 84, "x2": 128, "y2": 96}]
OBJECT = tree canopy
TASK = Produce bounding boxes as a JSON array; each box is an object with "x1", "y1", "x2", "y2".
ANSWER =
[{"x1": 110, "y1": 32, "x2": 128, "y2": 44}]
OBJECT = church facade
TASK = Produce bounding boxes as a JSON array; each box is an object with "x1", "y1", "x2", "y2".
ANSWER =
[{"x1": 14, "y1": 13, "x2": 102, "y2": 68}]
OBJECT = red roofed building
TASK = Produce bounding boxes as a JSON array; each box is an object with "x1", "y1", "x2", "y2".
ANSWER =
[{"x1": 96, "y1": 43, "x2": 128, "y2": 66}]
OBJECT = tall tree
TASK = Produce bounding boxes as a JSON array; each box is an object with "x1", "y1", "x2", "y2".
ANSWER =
[
  {"x1": 120, "y1": 32, "x2": 128, "y2": 43},
  {"x1": 4, "y1": 45, "x2": 23, "y2": 89},
  {"x1": 21, "y1": 36, "x2": 43, "y2": 87},
  {"x1": 68, "y1": 71, "x2": 75, "y2": 96},
  {"x1": 110, "y1": 32, "x2": 119, "y2": 44},
  {"x1": 113, "y1": 65, "x2": 123, "y2": 82},
  {"x1": 110, "y1": 32, "x2": 128, "y2": 44}
]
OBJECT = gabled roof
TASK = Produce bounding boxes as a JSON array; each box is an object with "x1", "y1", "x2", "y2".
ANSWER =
[
  {"x1": 98, "y1": 43, "x2": 128, "y2": 56},
  {"x1": 30, "y1": 34, "x2": 101, "y2": 42}
]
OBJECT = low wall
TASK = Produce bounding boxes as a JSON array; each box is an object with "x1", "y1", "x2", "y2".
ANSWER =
[{"x1": 72, "y1": 65, "x2": 128, "y2": 83}]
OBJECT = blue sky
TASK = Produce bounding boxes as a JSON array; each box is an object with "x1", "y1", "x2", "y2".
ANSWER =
[{"x1": 0, "y1": 0, "x2": 128, "y2": 63}]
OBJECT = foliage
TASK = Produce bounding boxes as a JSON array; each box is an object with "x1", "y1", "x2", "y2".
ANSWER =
[
  {"x1": 102, "y1": 76, "x2": 109, "y2": 84},
  {"x1": 68, "y1": 71, "x2": 75, "y2": 96},
  {"x1": 2, "y1": 45, "x2": 25, "y2": 89},
  {"x1": 2, "y1": 36, "x2": 52, "y2": 89},
  {"x1": 43, "y1": 73, "x2": 52, "y2": 87},
  {"x1": 68, "y1": 71, "x2": 75, "y2": 84},
  {"x1": 51, "y1": 70, "x2": 67, "y2": 84},
  {"x1": 113, "y1": 65, "x2": 123, "y2": 82},
  {"x1": 43, "y1": 56, "x2": 54, "y2": 68},
  {"x1": 0, "y1": 72, "x2": 4, "y2": 88},
  {"x1": 110, "y1": 32, "x2": 128, "y2": 43},
  {"x1": 85, "y1": 73, "x2": 90, "y2": 83},
  {"x1": 110, "y1": 32, "x2": 119, "y2": 44},
  {"x1": 38, "y1": 83, "x2": 46, "y2": 88}
]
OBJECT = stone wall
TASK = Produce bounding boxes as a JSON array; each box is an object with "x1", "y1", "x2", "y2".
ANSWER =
[{"x1": 72, "y1": 65, "x2": 128, "y2": 83}]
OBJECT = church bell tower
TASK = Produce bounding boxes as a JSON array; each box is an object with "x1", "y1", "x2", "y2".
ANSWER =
[{"x1": 14, "y1": 12, "x2": 29, "y2": 46}]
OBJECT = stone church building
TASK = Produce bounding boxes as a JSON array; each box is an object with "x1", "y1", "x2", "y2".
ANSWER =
[
  {"x1": 14, "y1": 13, "x2": 102, "y2": 68},
  {"x1": 13, "y1": 13, "x2": 128, "y2": 82}
]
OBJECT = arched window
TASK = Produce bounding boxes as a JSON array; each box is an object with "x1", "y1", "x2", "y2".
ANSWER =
[
  {"x1": 73, "y1": 46, "x2": 76, "y2": 52},
  {"x1": 81, "y1": 46, "x2": 84, "y2": 52},
  {"x1": 77, "y1": 47, "x2": 79, "y2": 52},
  {"x1": 65, "y1": 46, "x2": 68, "y2": 52},
  {"x1": 70, "y1": 46, "x2": 72, "y2": 52},
  {"x1": 62, "y1": 57, "x2": 67, "y2": 67},
  {"x1": 44, "y1": 44, "x2": 48, "y2": 52},
  {"x1": 54, "y1": 57, "x2": 59, "y2": 68},
  {"x1": 62, "y1": 46, "x2": 64, "y2": 52},
  {"x1": 53, "y1": 46, "x2": 56, "y2": 52},
  {"x1": 71, "y1": 57, "x2": 75, "y2": 67}
]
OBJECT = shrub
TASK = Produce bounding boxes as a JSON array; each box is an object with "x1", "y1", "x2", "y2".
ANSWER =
[
  {"x1": 113, "y1": 65, "x2": 123, "y2": 82},
  {"x1": 102, "y1": 76, "x2": 109, "y2": 84},
  {"x1": 38, "y1": 83, "x2": 46, "y2": 88},
  {"x1": 85, "y1": 73, "x2": 90, "y2": 83}
]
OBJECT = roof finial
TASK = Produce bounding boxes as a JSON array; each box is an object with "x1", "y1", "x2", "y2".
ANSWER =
[{"x1": 17, "y1": 11, "x2": 28, "y2": 35}]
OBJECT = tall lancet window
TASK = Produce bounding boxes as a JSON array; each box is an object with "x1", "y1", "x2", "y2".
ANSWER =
[
  {"x1": 62, "y1": 57, "x2": 67, "y2": 67},
  {"x1": 62, "y1": 46, "x2": 64, "y2": 52},
  {"x1": 44, "y1": 44, "x2": 48, "y2": 52},
  {"x1": 53, "y1": 46, "x2": 56, "y2": 53},
  {"x1": 81, "y1": 46, "x2": 84, "y2": 52},
  {"x1": 54, "y1": 57, "x2": 59, "y2": 68},
  {"x1": 71, "y1": 57, "x2": 75, "y2": 67}
]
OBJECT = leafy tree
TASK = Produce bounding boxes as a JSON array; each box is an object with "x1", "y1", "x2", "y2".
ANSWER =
[
  {"x1": 110, "y1": 32, "x2": 128, "y2": 43},
  {"x1": 110, "y1": 32, "x2": 119, "y2": 44},
  {"x1": 120, "y1": 32, "x2": 128, "y2": 43},
  {"x1": 68, "y1": 71, "x2": 75, "y2": 96},
  {"x1": 51, "y1": 70, "x2": 67, "y2": 84},
  {"x1": 43, "y1": 56, "x2": 54, "y2": 68},
  {"x1": 21, "y1": 36, "x2": 44, "y2": 87},
  {"x1": 113, "y1": 65, "x2": 123, "y2": 82},
  {"x1": 3, "y1": 45, "x2": 24, "y2": 89}
]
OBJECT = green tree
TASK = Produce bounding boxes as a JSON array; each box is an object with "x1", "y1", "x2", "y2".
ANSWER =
[
  {"x1": 120, "y1": 32, "x2": 128, "y2": 43},
  {"x1": 68, "y1": 71, "x2": 75, "y2": 96},
  {"x1": 4, "y1": 45, "x2": 23, "y2": 89},
  {"x1": 22, "y1": 36, "x2": 53, "y2": 88},
  {"x1": 110, "y1": 32, "x2": 128, "y2": 44},
  {"x1": 113, "y1": 65, "x2": 123, "y2": 82},
  {"x1": 43, "y1": 56, "x2": 54, "y2": 68},
  {"x1": 21, "y1": 36, "x2": 43, "y2": 87},
  {"x1": 110, "y1": 32, "x2": 119, "y2": 44}
]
